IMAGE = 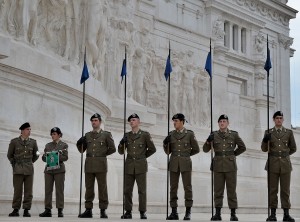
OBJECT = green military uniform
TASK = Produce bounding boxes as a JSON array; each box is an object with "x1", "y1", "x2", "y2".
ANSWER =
[
  {"x1": 163, "y1": 128, "x2": 200, "y2": 208},
  {"x1": 7, "y1": 136, "x2": 39, "y2": 210},
  {"x1": 203, "y1": 129, "x2": 246, "y2": 209},
  {"x1": 42, "y1": 140, "x2": 68, "y2": 210},
  {"x1": 118, "y1": 129, "x2": 156, "y2": 212},
  {"x1": 77, "y1": 129, "x2": 116, "y2": 210},
  {"x1": 261, "y1": 127, "x2": 297, "y2": 209}
]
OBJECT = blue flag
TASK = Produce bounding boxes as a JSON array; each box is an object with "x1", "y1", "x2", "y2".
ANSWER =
[
  {"x1": 80, "y1": 53, "x2": 89, "y2": 84},
  {"x1": 121, "y1": 59, "x2": 127, "y2": 83},
  {"x1": 264, "y1": 46, "x2": 272, "y2": 73},
  {"x1": 205, "y1": 52, "x2": 212, "y2": 77},
  {"x1": 164, "y1": 54, "x2": 172, "y2": 81}
]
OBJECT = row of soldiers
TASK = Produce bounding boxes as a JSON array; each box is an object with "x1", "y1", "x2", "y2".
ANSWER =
[{"x1": 6, "y1": 111, "x2": 296, "y2": 221}]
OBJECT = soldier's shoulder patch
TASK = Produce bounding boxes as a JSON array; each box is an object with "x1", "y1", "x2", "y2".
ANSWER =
[{"x1": 11, "y1": 137, "x2": 19, "y2": 142}]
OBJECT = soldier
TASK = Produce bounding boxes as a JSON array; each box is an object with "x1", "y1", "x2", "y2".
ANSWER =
[
  {"x1": 261, "y1": 111, "x2": 297, "y2": 222},
  {"x1": 7, "y1": 122, "x2": 39, "y2": 217},
  {"x1": 76, "y1": 113, "x2": 116, "y2": 218},
  {"x1": 118, "y1": 113, "x2": 156, "y2": 219},
  {"x1": 203, "y1": 114, "x2": 246, "y2": 221},
  {"x1": 39, "y1": 127, "x2": 68, "y2": 217},
  {"x1": 163, "y1": 113, "x2": 200, "y2": 220}
]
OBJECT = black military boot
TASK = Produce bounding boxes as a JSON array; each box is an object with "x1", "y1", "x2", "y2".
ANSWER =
[
  {"x1": 166, "y1": 207, "x2": 179, "y2": 220},
  {"x1": 23, "y1": 209, "x2": 31, "y2": 217},
  {"x1": 121, "y1": 210, "x2": 132, "y2": 219},
  {"x1": 140, "y1": 211, "x2": 147, "y2": 219},
  {"x1": 266, "y1": 208, "x2": 277, "y2": 221},
  {"x1": 78, "y1": 208, "x2": 92, "y2": 218},
  {"x1": 230, "y1": 209, "x2": 238, "y2": 221},
  {"x1": 8, "y1": 209, "x2": 19, "y2": 217},
  {"x1": 100, "y1": 209, "x2": 108, "y2": 218},
  {"x1": 283, "y1": 209, "x2": 295, "y2": 222},
  {"x1": 183, "y1": 207, "x2": 191, "y2": 220},
  {"x1": 211, "y1": 207, "x2": 222, "y2": 221},
  {"x1": 39, "y1": 208, "x2": 52, "y2": 217},
  {"x1": 58, "y1": 208, "x2": 63, "y2": 217}
]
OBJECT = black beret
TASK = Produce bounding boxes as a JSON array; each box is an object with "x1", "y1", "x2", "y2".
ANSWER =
[
  {"x1": 19, "y1": 122, "x2": 31, "y2": 130},
  {"x1": 172, "y1": 113, "x2": 185, "y2": 121},
  {"x1": 128, "y1": 113, "x2": 140, "y2": 122},
  {"x1": 273, "y1": 111, "x2": 283, "y2": 119},
  {"x1": 50, "y1": 127, "x2": 62, "y2": 135},
  {"x1": 218, "y1": 114, "x2": 229, "y2": 122},
  {"x1": 90, "y1": 113, "x2": 102, "y2": 121}
]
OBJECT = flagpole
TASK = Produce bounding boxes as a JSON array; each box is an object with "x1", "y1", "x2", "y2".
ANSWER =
[
  {"x1": 209, "y1": 38, "x2": 214, "y2": 219},
  {"x1": 166, "y1": 41, "x2": 171, "y2": 219},
  {"x1": 78, "y1": 82, "x2": 85, "y2": 216},
  {"x1": 266, "y1": 35, "x2": 270, "y2": 219},
  {"x1": 122, "y1": 47, "x2": 127, "y2": 218}
]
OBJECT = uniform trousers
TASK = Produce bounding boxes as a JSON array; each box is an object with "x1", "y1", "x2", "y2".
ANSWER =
[
  {"x1": 214, "y1": 171, "x2": 237, "y2": 209},
  {"x1": 12, "y1": 174, "x2": 33, "y2": 210},
  {"x1": 269, "y1": 171, "x2": 291, "y2": 209},
  {"x1": 85, "y1": 172, "x2": 108, "y2": 209},
  {"x1": 44, "y1": 172, "x2": 65, "y2": 209},
  {"x1": 170, "y1": 171, "x2": 193, "y2": 207},
  {"x1": 124, "y1": 172, "x2": 147, "y2": 212}
]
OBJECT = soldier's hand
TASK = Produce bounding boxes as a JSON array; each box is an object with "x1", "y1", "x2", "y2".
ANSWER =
[
  {"x1": 207, "y1": 133, "x2": 214, "y2": 143},
  {"x1": 163, "y1": 135, "x2": 171, "y2": 145},
  {"x1": 58, "y1": 150, "x2": 63, "y2": 154},
  {"x1": 120, "y1": 135, "x2": 128, "y2": 145},
  {"x1": 77, "y1": 136, "x2": 87, "y2": 148},
  {"x1": 263, "y1": 133, "x2": 271, "y2": 143},
  {"x1": 10, "y1": 159, "x2": 15, "y2": 167}
]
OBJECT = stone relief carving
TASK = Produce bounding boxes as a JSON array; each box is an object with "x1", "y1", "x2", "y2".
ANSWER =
[
  {"x1": 278, "y1": 33, "x2": 293, "y2": 50},
  {"x1": 234, "y1": 0, "x2": 289, "y2": 26},
  {"x1": 0, "y1": 0, "x2": 212, "y2": 124},
  {"x1": 212, "y1": 17, "x2": 225, "y2": 40},
  {"x1": 254, "y1": 31, "x2": 264, "y2": 53}
]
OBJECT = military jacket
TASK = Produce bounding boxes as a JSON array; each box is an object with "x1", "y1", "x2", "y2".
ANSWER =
[
  {"x1": 203, "y1": 130, "x2": 246, "y2": 172},
  {"x1": 163, "y1": 128, "x2": 200, "y2": 172},
  {"x1": 42, "y1": 140, "x2": 68, "y2": 174},
  {"x1": 261, "y1": 127, "x2": 297, "y2": 174},
  {"x1": 7, "y1": 136, "x2": 39, "y2": 175},
  {"x1": 77, "y1": 129, "x2": 116, "y2": 173},
  {"x1": 118, "y1": 130, "x2": 156, "y2": 174}
]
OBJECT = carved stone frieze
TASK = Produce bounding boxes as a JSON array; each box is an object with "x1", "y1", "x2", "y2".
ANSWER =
[{"x1": 278, "y1": 33, "x2": 293, "y2": 50}]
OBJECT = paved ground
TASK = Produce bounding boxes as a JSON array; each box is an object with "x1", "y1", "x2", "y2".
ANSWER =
[{"x1": 0, "y1": 213, "x2": 299, "y2": 221}]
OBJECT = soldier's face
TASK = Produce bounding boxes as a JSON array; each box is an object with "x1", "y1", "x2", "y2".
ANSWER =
[
  {"x1": 129, "y1": 118, "x2": 140, "y2": 128},
  {"x1": 51, "y1": 132, "x2": 60, "y2": 141},
  {"x1": 21, "y1": 127, "x2": 31, "y2": 138},
  {"x1": 274, "y1": 116, "x2": 284, "y2": 127},
  {"x1": 91, "y1": 118, "x2": 101, "y2": 129},
  {"x1": 173, "y1": 119, "x2": 184, "y2": 130},
  {"x1": 218, "y1": 119, "x2": 229, "y2": 131}
]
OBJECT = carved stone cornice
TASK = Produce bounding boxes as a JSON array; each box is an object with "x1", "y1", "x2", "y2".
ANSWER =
[
  {"x1": 278, "y1": 33, "x2": 293, "y2": 50},
  {"x1": 234, "y1": 0, "x2": 295, "y2": 26}
]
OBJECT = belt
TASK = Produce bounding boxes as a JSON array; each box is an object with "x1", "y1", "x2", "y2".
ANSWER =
[
  {"x1": 86, "y1": 154, "x2": 106, "y2": 157},
  {"x1": 127, "y1": 155, "x2": 146, "y2": 160},
  {"x1": 15, "y1": 158, "x2": 32, "y2": 163},
  {"x1": 269, "y1": 151, "x2": 289, "y2": 157},
  {"x1": 215, "y1": 151, "x2": 235, "y2": 156},
  {"x1": 171, "y1": 152, "x2": 190, "y2": 157}
]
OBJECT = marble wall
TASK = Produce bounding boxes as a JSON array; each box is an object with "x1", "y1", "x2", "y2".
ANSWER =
[{"x1": 0, "y1": 0, "x2": 299, "y2": 215}]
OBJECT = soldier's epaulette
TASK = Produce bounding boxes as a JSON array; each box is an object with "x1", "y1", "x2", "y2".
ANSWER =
[
  {"x1": 170, "y1": 130, "x2": 175, "y2": 134},
  {"x1": 230, "y1": 130, "x2": 238, "y2": 133},
  {"x1": 102, "y1": 130, "x2": 111, "y2": 134},
  {"x1": 11, "y1": 137, "x2": 20, "y2": 142},
  {"x1": 187, "y1": 129, "x2": 194, "y2": 133}
]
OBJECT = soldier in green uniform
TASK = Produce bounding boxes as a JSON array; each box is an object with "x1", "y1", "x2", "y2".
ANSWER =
[
  {"x1": 118, "y1": 113, "x2": 156, "y2": 219},
  {"x1": 203, "y1": 114, "x2": 246, "y2": 221},
  {"x1": 7, "y1": 122, "x2": 39, "y2": 217},
  {"x1": 39, "y1": 127, "x2": 68, "y2": 218},
  {"x1": 77, "y1": 113, "x2": 116, "y2": 218},
  {"x1": 261, "y1": 111, "x2": 297, "y2": 222},
  {"x1": 163, "y1": 113, "x2": 200, "y2": 220}
]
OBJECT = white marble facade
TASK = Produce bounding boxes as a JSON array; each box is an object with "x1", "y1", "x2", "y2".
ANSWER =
[{"x1": 0, "y1": 0, "x2": 299, "y2": 215}]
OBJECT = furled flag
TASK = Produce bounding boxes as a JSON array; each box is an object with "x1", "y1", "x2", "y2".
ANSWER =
[
  {"x1": 80, "y1": 50, "x2": 89, "y2": 84},
  {"x1": 121, "y1": 58, "x2": 127, "y2": 83},
  {"x1": 264, "y1": 37, "x2": 272, "y2": 74},
  {"x1": 164, "y1": 48, "x2": 172, "y2": 81},
  {"x1": 205, "y1": 51, "x2": 212, "y2": 78}
]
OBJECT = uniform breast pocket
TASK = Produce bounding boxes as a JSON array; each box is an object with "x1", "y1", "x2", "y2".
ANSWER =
[
  {"x1": 213, "y1": 141, "x2": 220, "y2": 148},
  {"x1": 16, "y1": 147, "x2": 22, "y2": 154},
  {"x1": 227, "y1": 141, "x2": 234, "y2": 148},
  {"x1": 139, "y1": 143, "x2": 144, "y2": 148},
  {"x1": 28, "y1": 147, "x2": 33, "y2": 154},
  {"x1": 283, "y1": 140, "x2": 288, "y2": 147}
]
